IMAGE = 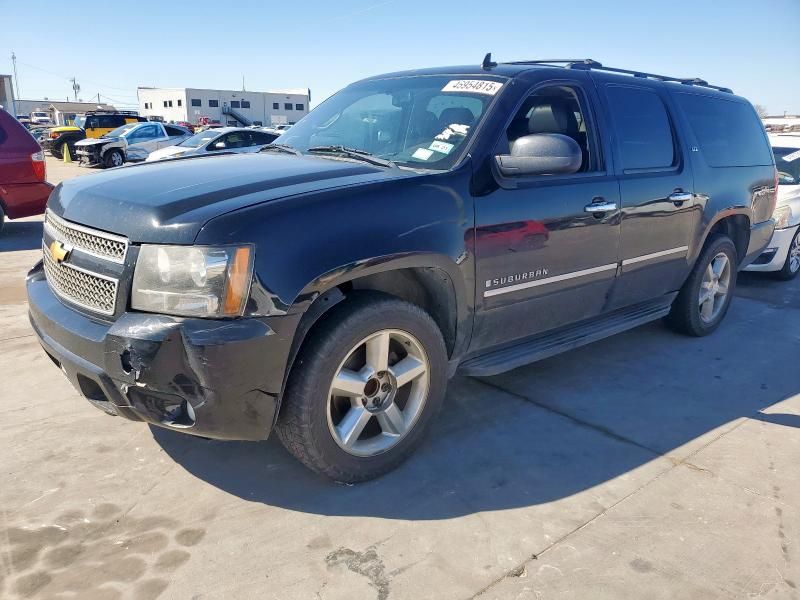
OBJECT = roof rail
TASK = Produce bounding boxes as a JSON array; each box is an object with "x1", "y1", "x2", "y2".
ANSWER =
[{"x1": 501, "y1": 58, "x2": 733, "y2": 93}]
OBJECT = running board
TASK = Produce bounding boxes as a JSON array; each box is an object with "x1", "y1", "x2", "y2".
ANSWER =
[{"x1": 458, "y1": 296, "x2": 675, "y2": 377}]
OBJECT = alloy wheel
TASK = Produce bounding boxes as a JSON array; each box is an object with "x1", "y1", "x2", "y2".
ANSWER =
[
  {"x1": 699, "y1": 252, "x2": 731, "y2": 324},
  {"x1": 327, "y1": 329, "x2": 429, "y2": 457},
  {"x1": 789, "y1": 233, "x2": 800, "y2": 274}
]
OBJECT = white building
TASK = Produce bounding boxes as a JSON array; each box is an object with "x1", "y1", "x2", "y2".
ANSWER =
[{"x1": 137, "y1": 87, "x2": 311, "y2": 127}]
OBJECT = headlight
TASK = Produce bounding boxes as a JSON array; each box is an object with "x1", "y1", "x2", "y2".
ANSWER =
[
  {"x1": 132, "y1": 245, "x2": 253, "y2": 317},
  {"x1": 773, "y1": 205, "x2": 792, "y2": 229}
]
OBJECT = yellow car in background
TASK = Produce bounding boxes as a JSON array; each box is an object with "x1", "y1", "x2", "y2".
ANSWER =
[{"x1": 43, "y1": 110, "x2": 146, "y2": 159}]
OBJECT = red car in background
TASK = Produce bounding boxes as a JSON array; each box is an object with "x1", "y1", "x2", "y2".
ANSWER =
[{"x1": 0, "y1": 109, "x2": 53, "y2": 233}]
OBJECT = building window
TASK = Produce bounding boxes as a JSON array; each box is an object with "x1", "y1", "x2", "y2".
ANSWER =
[
  {"x1": 143, "y1": 102, "x2": 149, "y2": 109},
  {"x1": 241, "y1": 100, "x2": 250, "y2": 109},
  {"x1": 252, "y1": 120, "x2": 262, "y2": 126},
  {"x1": 230, "y1": 101, "x2": 240, "y2": 108},
  {"x1": 284, "y1": 103, "x2": 293, "y2": 110},
  {"x1": 163, "y1": 101, "x2": 168, "y2": 108},
  {"x1": 177, "y1": 99, "x2": 182, "y2": 107},
  {"x1": 168, "y1": 100, "x2": 173, "y2": 108},
  {"x1": 227, "y1": 120, "x2": 238, "y2": 126},
  {"x1": 295, "y1": 104, "x2": 304, "y2": 111},
  {"x1": 272, "y1": 102, "x2": 279, "y2": 110},
  {"x1": 209, "y1": 100, "x2": 219, "y2": 107},
  {"x1": 191, "y1": 99, "x2": 201, "y2": 107}
]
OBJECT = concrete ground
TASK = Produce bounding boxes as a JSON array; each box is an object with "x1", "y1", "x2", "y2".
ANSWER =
[{"x1": 0, "y1": 157, "x2": 798, "y2": 599}]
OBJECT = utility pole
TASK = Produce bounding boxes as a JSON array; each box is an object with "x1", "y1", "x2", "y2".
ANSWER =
[
  {"x1": 242, "y1": 75, "x2": 245, "y2": 92},
  {"x1": 70, "y1": 77, "x2": 80, "y2": 102},
  {"x1": 11, "y1": 51, "x2": 20, "y2": 99}
]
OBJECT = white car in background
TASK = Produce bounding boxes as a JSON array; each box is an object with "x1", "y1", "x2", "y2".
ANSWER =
[
  {"x1": 145, "y1": 127, "x2": 278, "y2": 162},
  {"x1": 745, "y1": 133, "x2": 800, "y2": 279}
]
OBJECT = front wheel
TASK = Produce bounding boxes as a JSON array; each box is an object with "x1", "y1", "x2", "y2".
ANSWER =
[
  {"x1": 104, "y1": 149, "x2": 124, "y2": 168},
  {"x1": 666, "y1": 235, "x2": 738, "y2": 337},
  {"x1": 276, "y1": 293, "x2": 447, "y2": 482},
  {"x1": 774, "y1": 227, "x2": 800, "y2": 281}
]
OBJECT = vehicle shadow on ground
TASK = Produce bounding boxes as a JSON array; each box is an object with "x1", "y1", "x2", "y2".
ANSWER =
[
  {"x1": 153, "y1": 276, "x2": 800, "y2": 520},
  {"x1": 0, "y1": 219, "x2": 43, "y2": 252}
]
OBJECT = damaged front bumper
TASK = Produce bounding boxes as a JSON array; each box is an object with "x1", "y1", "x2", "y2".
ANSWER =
[{"x1": 27, "y1": 262, "x2": 300, "y2": 441}]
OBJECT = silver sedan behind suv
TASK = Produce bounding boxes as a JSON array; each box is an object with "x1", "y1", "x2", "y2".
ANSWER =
[
  {"x1": 745, "y1": 133, "x2": 800, "y2": 279},
  {"x1": 75, "y1": 122, "x2": 192, "y2": 168},
  {"x1": 145, "y1": 127, "x2": 278, "y2": 162}
]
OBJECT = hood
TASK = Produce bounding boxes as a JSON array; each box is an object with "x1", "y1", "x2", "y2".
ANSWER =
[
  {"x1": 48, "y1": 153, "x2": 412, "y2": 244},
  {"x1": 147, "y1": 145, "x2": 189, "y2": 161},
  {"x1": 75, "y1": 137, "x2": 119, "y2": 147},
  {"x1": 51, "y1": 125, "x2": 82, "y2": 133}
]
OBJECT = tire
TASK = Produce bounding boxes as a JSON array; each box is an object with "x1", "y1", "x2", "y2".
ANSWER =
[
  {"x1": 666, "y1": 235, "x2": 738, "y2": 337},
  {"x1": 773, "y1": 227, "x2": 800, "y2": 281},
  {"x1": 104, "y1": 149, "x2": 124, "y2": 169},
  {"x1": 50, "y1": 145, "x2": 62, "y2": 159},
  {"x1": 275, "y1": 292, "x2": 448, "y2": 483}
]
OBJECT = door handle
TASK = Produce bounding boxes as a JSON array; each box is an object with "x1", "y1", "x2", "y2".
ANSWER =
[
  {"x1": 584, "y1": 200, "x2": 618, "y2": 213},
  {"x1": 668, "y1": 191, "x2": 693, "y2": 204}
]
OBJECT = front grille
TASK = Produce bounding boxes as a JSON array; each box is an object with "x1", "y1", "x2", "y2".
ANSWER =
[
  {"x1": 43, "y1": 245, "x2": 118, "y2": 315},
  {"x1": 44, "y1": 210, "x2": 128, "y2": 264}
]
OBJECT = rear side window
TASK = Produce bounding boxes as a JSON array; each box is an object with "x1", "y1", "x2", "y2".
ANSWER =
[
  {"x1": 605, "y1": 85, "x2": 675, "y2": 171},
  {"x1": 674, "y1": 93, "x2": 772, "y2": 167}
]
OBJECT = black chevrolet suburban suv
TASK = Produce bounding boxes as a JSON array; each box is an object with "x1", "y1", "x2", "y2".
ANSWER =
[{"x1": 27, "y1": 57, "x2": 778, "y2": 482}]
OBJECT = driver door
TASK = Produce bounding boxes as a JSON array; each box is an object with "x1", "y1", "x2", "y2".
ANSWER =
[{"x1": 471, "y1": 80, "x2": 622, "y2": 350}]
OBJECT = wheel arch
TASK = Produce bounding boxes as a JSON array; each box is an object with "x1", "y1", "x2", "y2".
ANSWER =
[{"x1": 698, "y1": 211, "x2": 751, "y2": 266}]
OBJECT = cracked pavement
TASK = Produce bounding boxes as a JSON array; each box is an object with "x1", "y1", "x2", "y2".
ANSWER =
[{"x1": 0, "y1": 157, "x2": 797, "y2": 599}]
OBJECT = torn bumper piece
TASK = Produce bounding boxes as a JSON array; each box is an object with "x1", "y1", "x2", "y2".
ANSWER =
[{"x1": 27, "y1": 265, "x2": 299, "y2": 441}]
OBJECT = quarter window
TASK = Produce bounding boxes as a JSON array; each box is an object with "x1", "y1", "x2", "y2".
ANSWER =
[
  {"x1": 605, "y1": 85, "x2": 675, "y2": 171},
  {"x1": 674, "y1": 93, "x2": 773, "y2": 167}
]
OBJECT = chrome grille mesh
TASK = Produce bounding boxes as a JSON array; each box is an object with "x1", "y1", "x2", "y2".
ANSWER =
[
  {"x1": 43, "y1": 246, "x2": 118, "y2": 315},
  {"x1": 45, "y1": 211, "x2": 128, "y2": 263}
]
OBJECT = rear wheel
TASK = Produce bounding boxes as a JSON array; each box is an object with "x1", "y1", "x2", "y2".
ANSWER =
[
  {"x1": 276, "y1": 293, "x2": 447, "y2": 482},
  {"x1": 104, "y1": 149, "x2": 124, "y2": 168},
  {"x1": 50, "y1": 145, "x2": 62, "y2": 159},
  {"x1": 666, "y1": 235, "x2": 738, "y2": 336},
  {"x1": 774, "y1": 227, "x2": 800, "y2": 281}
]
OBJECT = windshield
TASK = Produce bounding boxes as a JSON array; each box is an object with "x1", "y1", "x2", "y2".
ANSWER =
[
  {"x1": 276, "y1": 75, "x2": 506, "y2": 169},
  {"x1": 105, "y1": 123, "x2": 139, "y2": 138},
  {"x1": 774, "y1": 147, "x2": 800, "y2": 185},
  {"x1": 73, "y1": 116, "x2": 86, "y2": 128},
  {"x1": 179, "y1": 130, "x2": 220, "y2": 148}
]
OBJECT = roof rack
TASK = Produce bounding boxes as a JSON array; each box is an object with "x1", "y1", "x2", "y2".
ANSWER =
[
  {"x1": 84, "y1": 109, "x2": 140, "y2": 116},
  {"x1": 497, "y1": 57, "x2": 733, "y2": 93}
]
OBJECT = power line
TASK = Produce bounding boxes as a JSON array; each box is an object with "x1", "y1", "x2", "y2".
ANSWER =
[{"x1": 15, "y1": 58, "x2": 137, "y2": 95}]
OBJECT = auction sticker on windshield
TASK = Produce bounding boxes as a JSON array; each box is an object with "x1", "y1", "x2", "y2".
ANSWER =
[
  {"x1": 781, "y1": 149, "x2": 800, "y2": 163},
  {"x1": 441, "y1": 80, "x2": 502, "y2": 95}
]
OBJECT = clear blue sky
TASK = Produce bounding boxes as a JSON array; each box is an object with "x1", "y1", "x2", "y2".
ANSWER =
[{"x1": 1, "y1": 0, "x2": 798, "y2": 114}]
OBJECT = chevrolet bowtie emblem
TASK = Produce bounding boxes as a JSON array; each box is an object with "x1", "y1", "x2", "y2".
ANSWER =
[{"x1": 49, "y1": 240, "x2": 72, "y2": 263}]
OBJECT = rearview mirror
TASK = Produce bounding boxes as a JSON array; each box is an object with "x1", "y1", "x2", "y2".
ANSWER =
[{"x1": 495, "y1": 134, "x2": 582, "y2": 177}]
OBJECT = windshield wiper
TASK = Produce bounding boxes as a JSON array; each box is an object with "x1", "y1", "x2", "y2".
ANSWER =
[
  {"x1": 307, "y1": 145, "x2": 396, "y2": 168},
  {"x1": 259, "y1": 143, "x2": 302, "y2": 156}
]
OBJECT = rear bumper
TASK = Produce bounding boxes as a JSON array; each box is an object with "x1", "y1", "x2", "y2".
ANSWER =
[
  {"x1": 0, "y1": 181, "x2": 53, "y2": 219},
  {"x1": 744, "y1": 225, "x2": 798, "y2": 272},
  {"x1": 740, "y1": 219, "x2": 776, "y2": 269},
  {"x1": 27, "y1": 262, "x2": 300, "y2": 441}
]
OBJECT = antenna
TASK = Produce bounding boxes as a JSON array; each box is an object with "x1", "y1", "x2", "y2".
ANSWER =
[
  {"x1": 70, "y1": 77, "x2": 81, "y2": 102},
  {"x1": 11, "y1": 51, "x2": 20, "y2": 99},
  {"x1": 481, "y1": 53, "x2": 497, "y2": 70}
]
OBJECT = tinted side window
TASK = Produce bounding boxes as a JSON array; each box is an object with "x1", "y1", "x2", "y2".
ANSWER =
[
  {"x1": 250, "y1": 131, "x2": 277, "y2": 144},
  {"x1": 164, "y1": 126, "x2": 185, "y2": 137},
  {"x1": 606, "y1": 85, "x2": 675, "y2": 171},
  {"x1": 674, "y1": 93, "x2": 772, "y2": 167}
]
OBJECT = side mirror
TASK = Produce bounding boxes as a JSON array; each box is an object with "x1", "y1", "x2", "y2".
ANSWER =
[
  {"x1": 213, "y1": 141, "x2": 226, "y2": 150},
  {"x1": 495, "y1": 134, "x2": 582, "y2": 177}
]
